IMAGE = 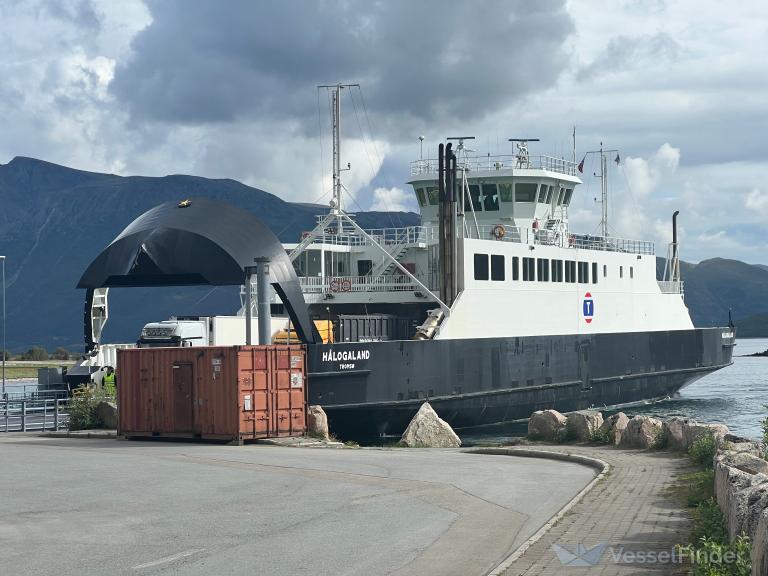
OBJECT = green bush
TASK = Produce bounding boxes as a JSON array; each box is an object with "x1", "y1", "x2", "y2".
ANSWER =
[
  {"x1": 588, "y1": 426, "x2": 613, "y2": 445},
  {"x1": 67, "y1": 386, "x2": 113, "y2": 431},
  {"x1": 691, "y1": 498, "x2": 729, "y2": 545},
  {"x1": 689, "y1": 432, "x2": 718, "y2": 468},
  {"x1": 678, "y1": 534, "x2": 751, "y2": 576},
  {"x1": 652, "y1": 427, "x2": 668, "y2": 450}
]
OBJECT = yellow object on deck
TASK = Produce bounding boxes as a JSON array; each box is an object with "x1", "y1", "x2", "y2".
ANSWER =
[{"x1": 272, "y1": 319, "x2": 334, "y2": 344}]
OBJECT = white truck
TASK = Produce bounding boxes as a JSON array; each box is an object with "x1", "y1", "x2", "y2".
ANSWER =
[{"x1": 137, "y1": 315, "x2": 287, "y2": 348}]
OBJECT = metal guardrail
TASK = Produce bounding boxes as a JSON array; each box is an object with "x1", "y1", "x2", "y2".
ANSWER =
[
  {"x1": 299, "y1": 274, "x2": 422, "y2": 294},
  {"x1": 464, "y1": 224, "x2": 656, "y2": 255},
  {"x1": 298, "y1": 226, "x2": 438, "y2": 248},
  {"x1": 410, "y1": 155, "x2": 578, "y2": 176},
  {"x1": 1, "y1": 398, "x2": 69, "y2": 432}
]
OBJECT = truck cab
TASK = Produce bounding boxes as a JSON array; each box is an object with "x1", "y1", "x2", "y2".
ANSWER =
[{"x1": 137, "y1": 319, "x2": 208, "y2": 348}]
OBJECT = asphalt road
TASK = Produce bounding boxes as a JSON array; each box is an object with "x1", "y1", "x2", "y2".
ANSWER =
[{"x1": 0, "y1": 436, "x2": 595, "y2": 576}]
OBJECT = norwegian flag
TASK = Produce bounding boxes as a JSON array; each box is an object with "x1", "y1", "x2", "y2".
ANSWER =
[
  {"x1": 615, "y1": 153, "x2": 621, "y2": 165},
  {"x1": 577, "y1": 157, "x2": 585, "y2": 173}
]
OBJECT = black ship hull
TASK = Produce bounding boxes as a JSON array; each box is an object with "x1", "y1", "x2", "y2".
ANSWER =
[{"x1": 306, "y1": 327, "x2": 735, "y2": 438}]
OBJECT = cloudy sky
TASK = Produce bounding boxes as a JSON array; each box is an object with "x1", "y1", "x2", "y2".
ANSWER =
[{"x1": 2, "y1": 0, "x2": 767, "y2": 263}]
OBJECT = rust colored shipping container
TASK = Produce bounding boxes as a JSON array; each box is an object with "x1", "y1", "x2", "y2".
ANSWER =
[{"x1": 116, "y1": 345, "x2": 307, "y2": 442}]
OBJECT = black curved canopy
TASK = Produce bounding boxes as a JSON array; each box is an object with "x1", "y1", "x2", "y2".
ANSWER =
[{"x1": 77, "y1": 197, "x2": 317, "y2": 343}]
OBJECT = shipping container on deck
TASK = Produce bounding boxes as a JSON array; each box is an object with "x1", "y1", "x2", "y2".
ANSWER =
[{"x1": 117, "y1": 345, "x2": 306, "y2": 442}]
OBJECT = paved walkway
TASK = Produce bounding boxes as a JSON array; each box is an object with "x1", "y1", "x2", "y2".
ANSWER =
[
  {"x1": 494, "y1": 445, "x2": 694, "y2": 576},
  {"x1": 0, "y1": 435, "x2": 596, "y2": 576}
]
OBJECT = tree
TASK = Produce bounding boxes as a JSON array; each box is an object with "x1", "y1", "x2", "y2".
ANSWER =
[
  {"x1": 21, "y1": 347, "x2": 49, "y2": 361},
  {"x1": 52, "y1": 347, "x2": 70, "y2": 361},
  {"x1": 0, "y1": 350, "x2": 9, "y2": 361}
]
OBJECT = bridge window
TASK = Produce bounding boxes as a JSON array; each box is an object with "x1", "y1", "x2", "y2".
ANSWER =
[
  {"x1": 556, "y1": 188, "x2": 566, "y2": 205},
  {"x1": 474, "y1": 254, "x2": 489, "y2": 280},
  {"x1": 499, "y1": 183, "x2": 514, "y2": 202},
  {"x1": 515, "y1": 182, "x2": 537, "y2": 203},
  {"x1": 551, "y1": 259, "x2": 564, "y2": 282},
  {"x1": 491, "y1": 254, "x2": 505, "y2": 281},
  {"x1": 565, "y1": 261, "x2": 576, "y2": 283},
  {"x1": 620, "y1": 266, "x2": 624, "y2": 278},
  {"x1": 563, "y1": 188, "x2": 573, "y2": 206},
  {"x1": 579, "y1": 262, "x2": 590, "y2": 283},
  {"x1": 522, "y1": 257, "x2": 535, "y2": 281},
  {"x1": 592, "y1": 262, "x2": 598, "y2": 284},
  {"x1": 468, "y1": 184, "x2": 482, "y2": 212},
  {"x1": 537, "y1": 184, "x2": 548, "y2": 203},
  {"x1": 482, "y1": 184, "x2": 499, "y2": 211},
  {"x1": 537, "y1": 258, "x2": 550, "y2": 281},
  {"x1": 512, "y1": 256, "x2": 519, "y2": 280},
  {"x1": 426, "y1": 186, "x2": 439, "y2": 206},
  {"x1": 415, "y1": 188, "x2": 427, "y2": 207},
  {"x1": 546, "y1": 186, "x2": 556, "y2": 204},
  {"x1": 603, "y1": 264, "x2": 607, "y2": 278},
  {"x1": 630, "y1": 266, "x2": 634, "y2": 279}
]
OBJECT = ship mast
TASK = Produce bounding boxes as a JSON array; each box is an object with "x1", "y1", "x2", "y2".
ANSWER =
[
  {"x1": 582, "y1": 143, "x2": 619, "y2": 238},
  {"x1": 320, "y1": 83, "x2": 358, "y2": 231}
]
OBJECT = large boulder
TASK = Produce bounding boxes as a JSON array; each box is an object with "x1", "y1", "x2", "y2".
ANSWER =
[
  {"x1": 307, "y1": 405, "x2": 330, "y2": 441},
  {"x1": 599, "y1": 412, "x2": 629, "y2": 446},
  {"x1": 753, "y1": 509, "x2": 768, "y2": 576},
  {"x1": 95, "y1": 401, "x2": 117, "y2": 429},
  {"x1": 683, "y1": 421, "x2": 729, "y2": 449},
  {"x1": 618, "y1": 415, "x2": 663, "y2": 449},
  {"x1": 527, "y1": 409, "x2": 567, "y2": 442},
  {"x1": 566, "y1": 410, "x2": 604, "y2": 441},
  {"x1": 663, "y1": 417, "x2": 690, "y2": 451},
  {"x1": 400, "y1": 403, "x2": 461, "y2": 448}
]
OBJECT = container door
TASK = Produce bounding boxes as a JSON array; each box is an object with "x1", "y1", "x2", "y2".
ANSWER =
[
  {"x1": 272, "y1": 348, "x2": 306, "y2": 436},
  {"x1": 239, "y1": 348, "x2": 270, "y2": 439},
  {"x1": 172, "y1": 363, "x2": 194, "y2": 433}
]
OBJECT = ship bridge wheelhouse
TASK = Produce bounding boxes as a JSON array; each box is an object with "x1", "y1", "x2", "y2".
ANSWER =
[{"x1": 408, "y1": 153, "x2": 582, "y2": 238}]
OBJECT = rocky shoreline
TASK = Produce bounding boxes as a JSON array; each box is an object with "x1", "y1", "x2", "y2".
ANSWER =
[{"x1": 527, "y1": 408, "x2": 768, "y2": 575}]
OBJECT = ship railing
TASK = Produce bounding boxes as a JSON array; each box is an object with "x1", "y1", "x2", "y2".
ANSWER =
[
  {"x1": 298, "y1": 274, "x2": 422, "y2": 294},
  {"x1": 657, "y1": 280, "x2": 684, "y2": 294},
  {"x1": 410, "y1": 155, "x2": 578, "y2": 177},
  {"x1": 464, "y1": 224, "x2": 655, "y2": 255},
  {"x1": 296, "y1": 225, "x2": 439, "y2": 248}
]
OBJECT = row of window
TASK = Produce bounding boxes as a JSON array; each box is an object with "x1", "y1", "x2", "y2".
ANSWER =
[
  {"x1": 473, "y1": 253, "x2": 634, "y2": 283},
  {"x1": 415, "y1": 182, "x2": 573, "y2": 211}
]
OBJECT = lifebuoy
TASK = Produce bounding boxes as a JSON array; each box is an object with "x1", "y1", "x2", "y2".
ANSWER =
[
  {"x1": 492, "y1": 224, "x2": 505, "y2": 239},
  {"x1": 329, "y1": 279, "x2": 340, "y2": 292},
  {"x1": 569, "y1": 234, "x2": 576, "y2": 247}
]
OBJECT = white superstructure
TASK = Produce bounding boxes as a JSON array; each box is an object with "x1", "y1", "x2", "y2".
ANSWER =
[
  {"x1": 267, "y1": 84, "x2": 691, "y2": 342},
  {"x1": 280, "y1": 143, "x2": 690, "y2": 340}
]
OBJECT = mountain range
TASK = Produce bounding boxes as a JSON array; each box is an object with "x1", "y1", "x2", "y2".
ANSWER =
[
  {"x1": 0, "y1": 157, "x2": 417, "y2": 351},
  {"x1": 0, "y1": 157, "x2": 765, "y2": 351}
]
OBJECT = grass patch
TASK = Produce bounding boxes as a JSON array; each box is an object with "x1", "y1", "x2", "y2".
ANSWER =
[
  {"x1": 670, "y1": 431, "x2": 752, "y2": 574},
  {"x1": 668, "y1": 469, "x2": 715, "y2": 507}
]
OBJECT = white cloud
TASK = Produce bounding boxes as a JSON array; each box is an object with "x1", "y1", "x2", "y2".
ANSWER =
[
  {"x1": 622, "y1": 143, "x2": 680, "y2": 198},
  {"x1": 745, "y1": 188, "x2": 768, "y2": 219},
  {"x1": 370, "y1": 187, "x2": 414, "y2": 212}
]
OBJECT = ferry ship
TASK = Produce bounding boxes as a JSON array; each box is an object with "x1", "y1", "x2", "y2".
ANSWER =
[{"x1": 282, "y1": 84, "x2": 735, "y2": 435}]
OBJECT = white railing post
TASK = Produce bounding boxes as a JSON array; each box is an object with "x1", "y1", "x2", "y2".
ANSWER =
[
  {"x1": 54, "y1": 399, "x2": 60, "y2": 431},
  {"x1": 21, "y1": 400, "x2": 26, "y2": 432}
]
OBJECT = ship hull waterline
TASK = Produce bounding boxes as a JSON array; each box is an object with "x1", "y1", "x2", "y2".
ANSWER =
[{"x1": 306, "y1": 326, "x2": 735, "y2": 438}]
